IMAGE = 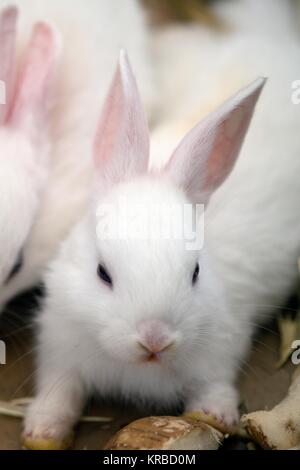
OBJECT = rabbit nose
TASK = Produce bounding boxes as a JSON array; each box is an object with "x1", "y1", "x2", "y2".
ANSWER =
[{"x1": 137, "y1": 320, "x2": 175, "y2": 355}]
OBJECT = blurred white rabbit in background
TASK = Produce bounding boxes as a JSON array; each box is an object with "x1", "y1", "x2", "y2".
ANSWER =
[
  {"x1": 0, "y1": 0, "x2": 156, "y2": 310},
  {"x1": 0, "y1": 8, "x2": 59, "y2": 289}
]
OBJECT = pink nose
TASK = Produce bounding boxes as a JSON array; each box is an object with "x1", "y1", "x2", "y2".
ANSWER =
[{"x1": 137, "y1": 320, "x2": 175, "y2": 355}]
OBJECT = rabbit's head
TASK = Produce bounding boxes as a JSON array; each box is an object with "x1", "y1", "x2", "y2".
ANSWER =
[
  {"x1": 53, "y1": 51, "x2": 265, "y2": 368},
  {"x1": 0, "y1": 7, "x2": 59, "y2": 288}
]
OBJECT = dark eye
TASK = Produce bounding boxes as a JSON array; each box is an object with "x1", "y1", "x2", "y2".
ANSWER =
[
  {"x1": 97, "y1": 264, "x2": 112, "y2": 287},
  {"x1": 192, "y1": 262, "x2": 199, "y2": 285},
  {"x1": 5, "y1": 251, "x2": 24, "y2": 284}
]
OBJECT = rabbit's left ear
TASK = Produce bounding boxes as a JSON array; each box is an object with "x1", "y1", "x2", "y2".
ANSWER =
[
  {"x1": 8, "y1": 21, "x2": 61, "y2": 144},
  {"x1": 0, "y1": 6, "x2": 18, "y2": 124},
  {"x1": 94, "y1": 50, "x2": 150, "y2": 186},
  {"x1": 165, "y1": 78, "x2": 266, "y2": 205}
]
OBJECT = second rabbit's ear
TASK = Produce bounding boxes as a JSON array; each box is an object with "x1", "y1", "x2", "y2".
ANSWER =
[
  {"x1": 165, "y1": 78, "x2": 266, "y2": 205},
  {"x1": 8, "y1": 21, "x2": 61, "y2": 144},
  {"x1": 0, "y1": 6, "x2": 17, "y2": 124},
  {"x1": 94, "y1": 50, "x2": 150, "y2": 186}
]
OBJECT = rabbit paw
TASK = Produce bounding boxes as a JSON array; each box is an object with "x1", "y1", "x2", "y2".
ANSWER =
[
  {"x1": 185, "y1": 387, "x2": 239, "y2": 434},
  {"x1": 22, "y1": 402, "x2": 74, "y2": 450}
]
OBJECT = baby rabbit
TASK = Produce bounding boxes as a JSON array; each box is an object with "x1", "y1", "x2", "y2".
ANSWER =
[
  {"x1": 0, "y1": 7, "x2": 59, "y2": 289},
  {"x1": 23, "y1": 50, "x2": 267, "y2": 449},
  {"x1": 0, "y1": 0, "x2": 155, "y2": 310}
]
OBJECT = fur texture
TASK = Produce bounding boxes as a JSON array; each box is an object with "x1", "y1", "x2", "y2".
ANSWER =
[
  {"x1": 0, "y1": 9, "x2": 59, "y2": 286},
  {"x1": 0, "y1": 0, "x2": 155, "y2": 307},
  {"x1": 24, "y1": 0, "x2": 300, "y2": 443},
  {"x1": 25, "y1": 53, "x2": 265, "y2": 442}
]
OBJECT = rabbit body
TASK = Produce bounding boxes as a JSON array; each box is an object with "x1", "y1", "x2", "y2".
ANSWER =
[{"x1": 23, "y1": 0, "x2": 300, "y2": 446}]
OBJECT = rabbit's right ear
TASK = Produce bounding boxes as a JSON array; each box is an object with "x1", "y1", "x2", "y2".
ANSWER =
[
  {"x1": 0, "y1": 6, "x2": 17, "y2": 124},
  {"x1": 8, "y1": 21, "x2": 61, "y2": 145},
  {"x1": 165, "y1": 78, "x2": 266, "y2": 206},
  {"x1": 94, "y1": 50, "x2": 150, "y2": 186}
]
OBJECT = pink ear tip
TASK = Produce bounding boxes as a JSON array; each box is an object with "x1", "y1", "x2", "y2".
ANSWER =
[
  {"x1": 234, "y1": 76, "x2": 267, "y2": 107},
  {"x1": 31, "y1": 21, "x2": 62, "y2": 57},
  {"x1": 0, "y1": 5, "x2": 18, "y2": 28},
  {"x1": 119, "y1": 48, "x2": 132, "y2": 73},
  {"x1": 33, "y1": 21, "x2": 55, "y2": 40},
  {"x1": 119, "y1": 48, "x2": 129, "y2": 63},
  {"x1": 1, "y1": 5, "x2": 18, "y2": 20},
  {"x1": 118, "y1": 48, "x2": 136, "y2": 88},
  {"x1": 255, "y1": 76, "x2": 267, "y2": 88},
  {"x1": 249, "y1": 76, "x2": 267, "y2": 95}
]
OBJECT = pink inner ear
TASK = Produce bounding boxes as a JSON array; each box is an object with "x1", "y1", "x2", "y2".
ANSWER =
[
  {"x1": 165, "y1": 77, "x2": 266, "y2": 205},
  {"x1": 94, "y1": 65, "x2": 124, "y2": 166},
  {"x1": 203, "y1": 103, "x2": 253, "y2": 192},
  {"x1": 93, "y1": 50, "x2": 149, "y2": 185},
  {"x1": 0, "y1": 6, "x2": 18, "y2": 124},
  {"x1": 8, "y1": 21, "x2": 60, "y2": 140}
]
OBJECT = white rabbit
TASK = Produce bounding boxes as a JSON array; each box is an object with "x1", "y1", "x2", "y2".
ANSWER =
[
  {"x1": 0, "y1": 0, "x2": 155, "y2": 309},
  {"x1": 23, "y1": 49, "x2": 269, "y2": 449},
  {"x1": 0, "y1": 7, "x2": 60, "y2": 288},
  {"x1": 24, "y1": 0, "x2": 300, "y2": 448}
]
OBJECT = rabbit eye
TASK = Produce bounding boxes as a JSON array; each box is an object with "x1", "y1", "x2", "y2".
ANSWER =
[
  {"x1": 192, "y1": 262, "x2": 199, "y2": 285},
  {"x1": 97, "y1": 264, "x2": 112, "y2": 287},
  {"x1": 5, "y1": 251, "x2": 24, "y2": 284}
]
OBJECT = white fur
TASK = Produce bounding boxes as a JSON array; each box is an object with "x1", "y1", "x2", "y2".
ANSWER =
[
  {"x1": 0, "y1": 0, "x2": 155, "y2": 306},
  {"x1": 24, "y1": 0, "x2": 300, "y2": 442},
  {"x1": 150, "y1": 0, "x2": 300, "y2": 324},
  {"x1": 0, "y1": 131, "x2": 48, "y2": 284}
]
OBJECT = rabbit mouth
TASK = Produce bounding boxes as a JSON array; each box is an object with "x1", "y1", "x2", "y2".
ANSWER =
[
  {"x1": 139, "y1": 346, "x2": 177, "y2": 366},
  {"x1": 143, "y1": 351, "x2": 162, "y2": 363}
]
